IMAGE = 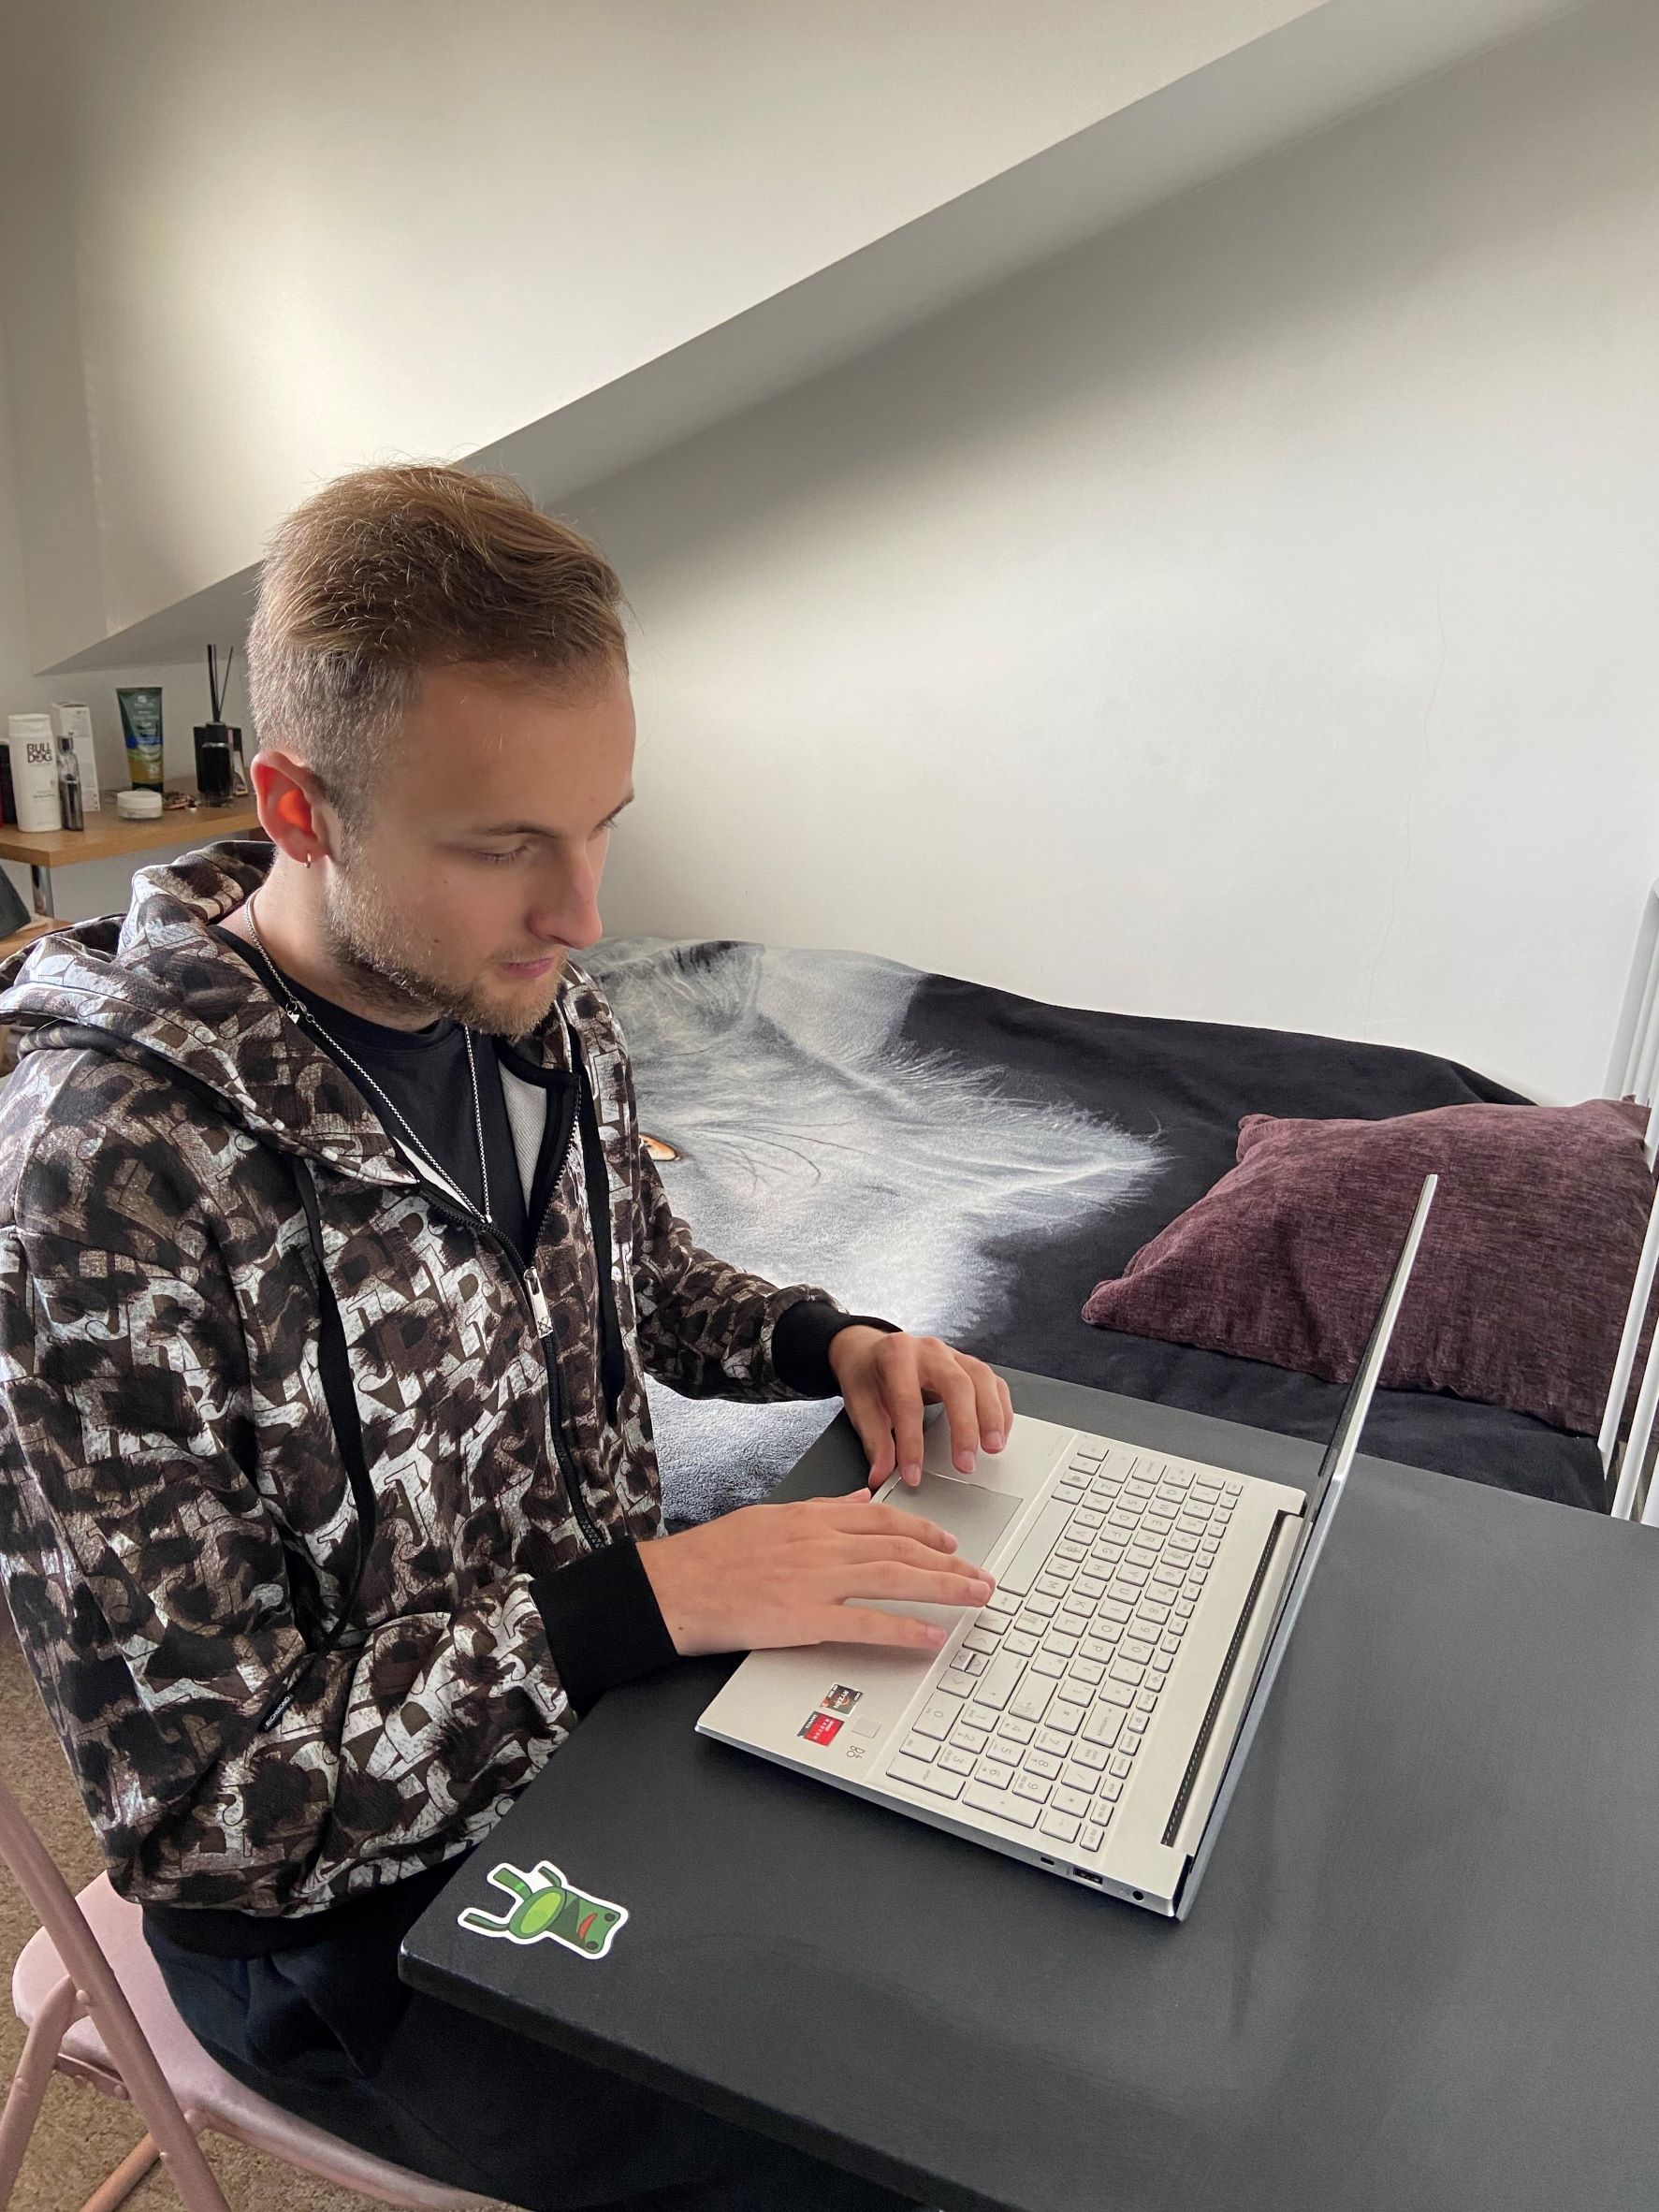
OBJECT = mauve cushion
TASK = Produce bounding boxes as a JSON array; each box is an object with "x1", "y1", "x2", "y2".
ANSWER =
[{"x1": 1080, "y1": 1099, "x2": 1654, "y2": 1435}]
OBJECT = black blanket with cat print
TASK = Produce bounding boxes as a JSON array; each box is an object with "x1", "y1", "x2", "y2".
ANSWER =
[{"x1": 589, "y1": 936, "x2": 1606, "y2": 1524}]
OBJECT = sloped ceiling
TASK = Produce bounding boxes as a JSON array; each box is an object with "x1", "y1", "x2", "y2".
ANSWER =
[{"x1": 0, "y1": 0, "x2": 1592, "y2": 676}]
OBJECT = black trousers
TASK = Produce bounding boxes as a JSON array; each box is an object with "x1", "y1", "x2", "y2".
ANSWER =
[{"x1": 146, "y1": 1907, "x2": 921, "y2": 2212}]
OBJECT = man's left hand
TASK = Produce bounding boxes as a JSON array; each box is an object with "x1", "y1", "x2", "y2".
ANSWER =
[{"x1": 826, "y1": 1327, "x2": 1015, "y2": 1490}]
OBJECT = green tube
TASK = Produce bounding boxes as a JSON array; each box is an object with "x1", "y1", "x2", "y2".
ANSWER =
[{"x1": 116, "y1": 686, "x2": 164, "y2": 789}]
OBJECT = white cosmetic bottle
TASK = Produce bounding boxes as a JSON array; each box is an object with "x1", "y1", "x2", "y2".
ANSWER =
[{"x1": 7, "y1": 714, "x2": 63, "y2": 832}]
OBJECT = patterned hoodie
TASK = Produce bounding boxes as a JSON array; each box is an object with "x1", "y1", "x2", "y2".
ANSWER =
[{"x1": 0, "y1": 839, "x2": 875, "y2": 1931}]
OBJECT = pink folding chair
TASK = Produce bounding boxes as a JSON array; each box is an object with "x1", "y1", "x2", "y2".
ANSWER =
[{"x1": 0, "y1": 1775, "x2": 491, "y2": 2211}]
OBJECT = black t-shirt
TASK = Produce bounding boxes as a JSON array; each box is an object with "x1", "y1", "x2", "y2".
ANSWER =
[{"x1": 211, "y1": 924, "x2": 538, "y2": 1261}]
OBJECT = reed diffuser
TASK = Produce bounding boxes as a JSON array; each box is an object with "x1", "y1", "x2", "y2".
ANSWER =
[{"x1": 193, "y1": 644, "x2": 237, "y2": 805}]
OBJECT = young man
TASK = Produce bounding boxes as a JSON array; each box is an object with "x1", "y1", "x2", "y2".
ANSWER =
[{"x1": 0, "y1": 464, "x2": 1013, "y2": 2212}]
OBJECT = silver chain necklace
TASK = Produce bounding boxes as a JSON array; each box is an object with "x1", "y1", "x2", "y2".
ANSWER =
[{"x1": 244, "y1": 889, "x2": 491, "y2": 1225}]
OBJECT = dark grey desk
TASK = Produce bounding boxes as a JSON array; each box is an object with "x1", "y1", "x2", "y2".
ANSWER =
[{"x1": 403, "y1": 1367, "x2": 1659, "y2": 2212}]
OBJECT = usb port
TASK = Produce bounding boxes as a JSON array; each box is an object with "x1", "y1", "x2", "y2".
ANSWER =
[{"x1": 1072, "y1": 1867, "x2": 1104, "y2": 1885}]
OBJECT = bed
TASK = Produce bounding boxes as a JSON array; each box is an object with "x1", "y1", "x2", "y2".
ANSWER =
[{"x1": 587, "y1": 936, "x2": 1610, "y2": 1529}]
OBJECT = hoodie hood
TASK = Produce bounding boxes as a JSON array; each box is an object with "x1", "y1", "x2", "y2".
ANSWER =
[{"x1": 0, "y1": 837, "x2": 574, "y2": 1188}]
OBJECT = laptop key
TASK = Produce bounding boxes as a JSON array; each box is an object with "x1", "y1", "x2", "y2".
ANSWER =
[
  {"x1": 1109, "y1": 1659, "x2": 1144, "y2": 1687},
  {"x1": 954, "y1": 1724, "x2": 990, "y2": 1754},
  {"x1": 938, "y1": 1744, "x2": 976, "y2": 1777},
  {"x1": 974, "y1": 1653, "x2": 1025, "y2": 1710},
  {"x1": 939, "y1": 1669, "x2": 978, "y2": 1698},
  {"x1": 1011, "y1": 1679, "x2": 1054, "y2": 1724},
  {"x1": 1025, "y1": 1750, "x2": 1062, "y2": 1781},
  {"x1": 1053, "y1": 1784, "x2": 1091, "y2": 1818},
  {"x1": 1030, "y1": 1654, "x2": 1065, "y2": 1681},
  {"x1": 1005, "y1": 1630, "x2": 1041, "y2": 1657},
  {"x1": 916, "y1": 1765, "x2": 966, "y2": 1799},
  {"x1": 1047, "y1": 1698, "x2": 1086, "y2": 1735},
  {"x1": 1082, "y1": 1706, "x2": 1123, "y2": 1749},
  {"x1": 1080, "y1": 1822, "x2": 1105, "y2": 1853},
  {"x1": 967, "y1": 1782, "x2": 1038, "y2": 1826},
  {"x1": 996, "y1": 1498, "x2": 1077, "y2": 1597},
  {"x1": 1012, "y1": 1773, "x2": 1052, "y2": 1805},
  {"x1": 889, "y1": 1754, "x2": 943, "y2": 1790},
  {"x1": 1073, "y1": 1740, "x2": 1109, "y2": 1769},
  {"x1": 901, "y1": 1733, "x2": 939, "y2": 1762},
  {"x1": 913, "y1": 1694, "x2": 967, "y2": 1739},
  {"x1": 963, "y1": 1629, "x2": 1001, "y2": 1656},
  {"x1": 1001, "y1": 1716, "x2": 1036, "y2": 1743}
]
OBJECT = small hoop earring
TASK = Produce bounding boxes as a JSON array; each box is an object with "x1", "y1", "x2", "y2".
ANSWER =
[{"x1": 305, "y1": 854, "x2": 313, "y2": 870}]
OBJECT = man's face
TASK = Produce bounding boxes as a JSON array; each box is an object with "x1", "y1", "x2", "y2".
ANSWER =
[{"x1": 319, "y1": 662, "x2": 636, "y2": 1041}]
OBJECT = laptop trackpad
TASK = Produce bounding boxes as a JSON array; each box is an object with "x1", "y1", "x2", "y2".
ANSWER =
[{"x1": 873, "y1": 1470, "x2": 1023, "y2": 1570}]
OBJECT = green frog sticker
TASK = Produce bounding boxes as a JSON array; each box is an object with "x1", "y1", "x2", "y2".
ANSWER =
[{"x1": 458, "y1": 1859, "x2": 629, "y2": 1960}]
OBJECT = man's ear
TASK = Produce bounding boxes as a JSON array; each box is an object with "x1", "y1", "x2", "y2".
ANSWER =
[{"x1": 248, "y1": 751, "x2": 332, "y2": 867}]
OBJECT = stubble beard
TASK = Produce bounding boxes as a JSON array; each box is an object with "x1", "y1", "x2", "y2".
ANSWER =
[{"x1": 319, "y1": 863, "x2": 561, "y2": 1043}]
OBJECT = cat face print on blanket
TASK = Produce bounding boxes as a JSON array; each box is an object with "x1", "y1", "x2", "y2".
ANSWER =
[{"x1": 589, "y1": 938, "x2": 1161, "y2": 1522}]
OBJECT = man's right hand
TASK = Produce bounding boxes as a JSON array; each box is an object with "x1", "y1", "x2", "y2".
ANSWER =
[{"x1": 637, "y1": 1490, "x2": 996, "y2": 1659}]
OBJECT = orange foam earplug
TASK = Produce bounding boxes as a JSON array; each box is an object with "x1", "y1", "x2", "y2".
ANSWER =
[{"x1": 276, "y1": 789, "x2": 310, "y2": 834}]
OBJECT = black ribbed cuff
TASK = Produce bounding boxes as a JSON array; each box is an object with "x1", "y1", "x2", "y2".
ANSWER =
[
  {"x1": 531, "y1": 1540, "x2": 679, "y2": 1718},
  {"x1": 771, "y1": 1300, "x2": 903, "y2": 1397}
]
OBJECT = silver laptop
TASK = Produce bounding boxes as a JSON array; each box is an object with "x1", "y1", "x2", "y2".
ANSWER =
[{"x1": 699, "y1": 1174, "x2": 1436, "y2": 1918}]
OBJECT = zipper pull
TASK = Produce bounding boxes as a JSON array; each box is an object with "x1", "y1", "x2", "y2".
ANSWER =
[{"x1": 523, "y1": 1265, "x2": 556, "y2": 1339}]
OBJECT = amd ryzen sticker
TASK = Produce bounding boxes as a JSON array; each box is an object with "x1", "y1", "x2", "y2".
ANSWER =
[
  {"x1": 821, "y1": 1684, "x2": 862, "y2": 1713},
  {"x1": 800, "y1": 1711, "x2": 844, "y2": 1745}
]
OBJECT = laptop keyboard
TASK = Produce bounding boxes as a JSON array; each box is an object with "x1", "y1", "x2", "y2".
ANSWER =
[{"x1": 884, "y1": 1444, "x2": 1242, "y2": 1855}]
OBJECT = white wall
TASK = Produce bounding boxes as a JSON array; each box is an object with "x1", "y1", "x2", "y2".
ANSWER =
[
  {"x1": 0, "y1": 0, "x2": 1322, "y2": 668},
  {"x1": 0, "y1": 328, "x2": 227, "y2": 923},
  {"x1": 571, "y1": 0, "x2": 1657, "y2": 1105},
  {"x1": 4, "y1": 0, "x2": 1648, "y2": 1104}
]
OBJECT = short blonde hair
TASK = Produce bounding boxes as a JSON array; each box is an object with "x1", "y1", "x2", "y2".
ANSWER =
[{"x1": 245, "y1": 462, "x2": 630, "y2": 834}]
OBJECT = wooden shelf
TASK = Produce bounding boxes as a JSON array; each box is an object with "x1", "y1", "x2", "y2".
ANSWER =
[{"x1": 0, "y1": 787, "x2": 263, "y2": 869}]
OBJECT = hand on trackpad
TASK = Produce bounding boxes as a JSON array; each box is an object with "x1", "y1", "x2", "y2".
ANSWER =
[{"x1": 876, "y1": 1468, "x2": 1021, "y2": 1559}]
